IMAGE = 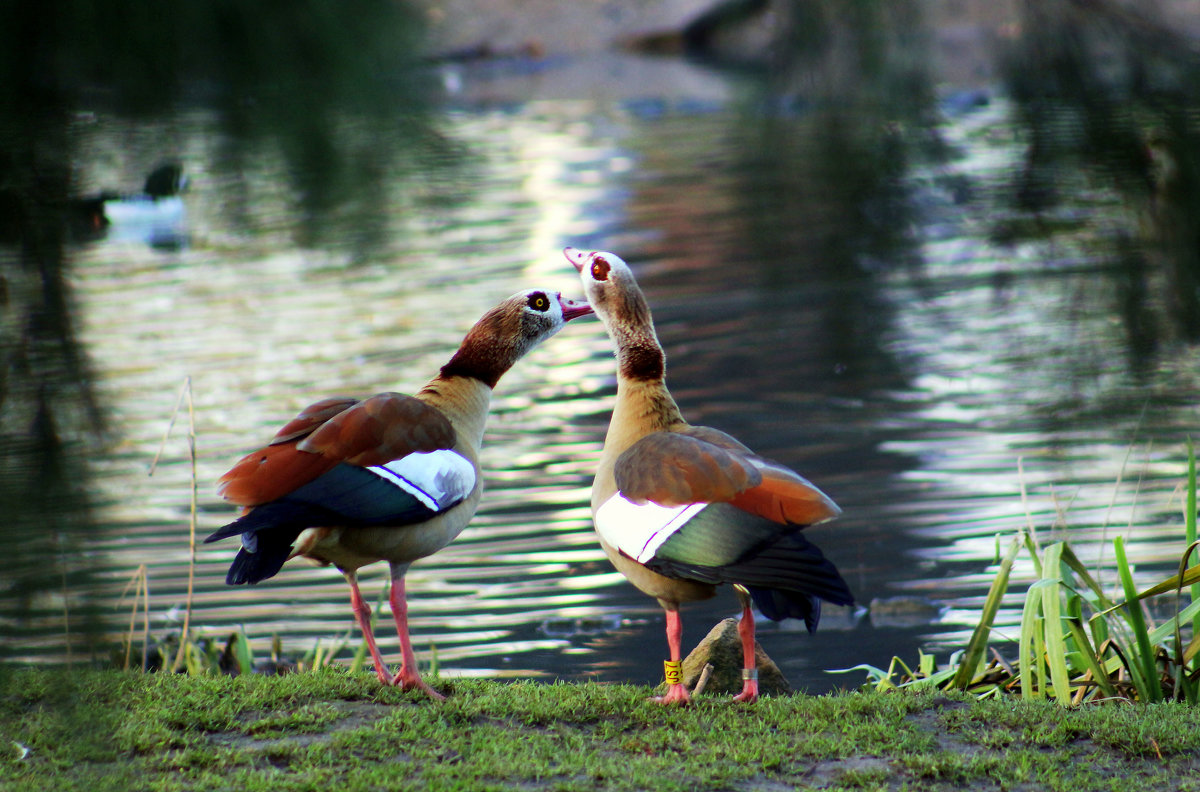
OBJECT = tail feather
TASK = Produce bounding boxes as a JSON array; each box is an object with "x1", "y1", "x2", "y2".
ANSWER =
[
  {"x1": 647, "y1": 530, "x2": 854, "y2": 629},
  {"x1": 226, "y1": 543, "x2": 292, "y2": 585},
  {"x1": 746, "y1": 588, "x2": 822, "y2": 633},
  {"x1": 207, "y1": 501, "x2": 334, "y2": 585}
]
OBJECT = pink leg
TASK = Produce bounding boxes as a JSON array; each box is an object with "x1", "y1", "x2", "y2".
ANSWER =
[
  {"x1": 345, "y1": 570, "x2": 393, "y2": 686},
  {"x1": 732, "y1": 589, "x2": 759, "y2": 703},
  {"x1": 654, "y1": 605, "x2": 690, "y2": 705},
  {"x1": 388, "y1": 567, "x2": 444, "y2": 700}
]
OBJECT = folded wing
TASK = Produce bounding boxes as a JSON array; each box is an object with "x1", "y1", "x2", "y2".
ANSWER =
[
  {"x1": 596, "y1": 427, "x2": 851, "y2": 626},
  {"x1": 217, "y1": 392, "x2": 456, "y2": 506}
]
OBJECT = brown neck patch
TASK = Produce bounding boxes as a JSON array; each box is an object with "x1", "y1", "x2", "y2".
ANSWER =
[
  {"x1": 440, "y1": 342, "x2": 507, "y2": 389},
  {"x1": 619, "y1": 341, "x2": 664, "y2": 381},
  {"x1": 438, "y1": 306, "x2": 523, "y2": 389},
  {"x1": 607, "y1": 280, "x2": 666, "y2": 382}
]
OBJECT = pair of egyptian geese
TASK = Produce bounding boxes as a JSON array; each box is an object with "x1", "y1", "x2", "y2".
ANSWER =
[{"x1": 207, "y1": 248, "x2": 853, "y2": 704}]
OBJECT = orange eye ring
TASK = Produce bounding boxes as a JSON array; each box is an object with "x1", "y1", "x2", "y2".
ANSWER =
[{"x1": 591, "y1": 256, "x2": 611, "y2": 281}]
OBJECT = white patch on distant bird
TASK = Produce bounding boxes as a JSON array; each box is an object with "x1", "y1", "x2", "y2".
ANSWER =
[
  {"x1": 102, "y1": 195, "x2": 185, "y2": 225},
  {"x1": 595, "y1": 494, "x2": 706, "y2": 564},
  {"x1": 370, "y1": 450, "x2": 475, "y2": 511},
  {"x1": 102, "y1": 195, "x2": 187, "y2": 247}
]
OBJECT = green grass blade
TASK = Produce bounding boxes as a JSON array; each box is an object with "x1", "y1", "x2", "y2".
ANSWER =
[
  {"x1": 950, "y1": 531, "x2": 1023, "y2": 690},
  {"x1": 1130, "y1": 563, "x2": 1200, "y2": 600},
  {"x1": 1018, "y1": 580, "x2": 1046, "y2": 699},
  {"x1": 827, "y1": 663, "x2": 895, "y2": 689},
  {"x1": 1189, "y1": 440, "x2": 1198, "y2": 647},
  {"x1": 1033, "y1": 610, "x2": 1048, "y2": 699},
  {"x1": 1058, "y1": 543, "x2": 1115, "y2": 609},
  {"x1": 915, "y1": 667, "x2": 961, "y2": 688},
  {"x1": 1146, "y1": 596, "x2": 1200, "y2": 645},
  {"x1": 1065, "y1": 618, "x2": 1118, "y2": 699},
  {"x1": 1039, "y1": 544, "x2": 1072, "y2": 704},
  {"x1": 350, "y1": 638, "x2": 369, "y2": 674},
  {"x1": 1022, "y1": 529, "x2": 1044, "y2": 579},
  {"x1": 1170, "y1": 540, "x2": 1200, "y2": 700},
  {"x1": 233, "y1": 628, "x2": 254, "y2": 676},
  {"x1": 1089, "y1": 609, "x2": 1110, "y2": 651},
  {"x1": 1114, "y1": 536, "x2": 1161, "y2": 702},
  {"x1": 919, "y1": 650, "x2": 936, "y2": 678}
]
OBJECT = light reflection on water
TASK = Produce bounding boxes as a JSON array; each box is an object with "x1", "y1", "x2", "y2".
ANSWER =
[{"x1": 8, "y1": 60, "x2": 1200, "y2": 694}]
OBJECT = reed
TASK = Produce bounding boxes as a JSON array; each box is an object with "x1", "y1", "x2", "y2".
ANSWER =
[
  {"x1": 149, "y1": 376, "x2": 198, "y2": 673},
  {"x1": 128, "y1": 376, "x2": 378, "y2": 678},
  {"x1": 851, "y1": 453, "x2": 1200, "y2": 704},
  {"x1": 116, "y1": 564, "x2": 150, "y2": 671},
  {"x1": 1187, "y1": 441, "x2": 1200, "y2": 655}
]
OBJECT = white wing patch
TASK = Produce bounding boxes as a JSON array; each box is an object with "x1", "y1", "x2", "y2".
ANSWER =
[
  {"x1": 369, "y1": 450, "x2": 476, "y2": 511},
  {"x1": 595, "y1": 493, "x2": 706, "y2": 564}
]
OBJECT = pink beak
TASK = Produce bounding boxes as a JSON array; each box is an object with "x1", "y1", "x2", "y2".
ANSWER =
[
  {"x1": 558, "y1": 294, "x2": 593, "y2": 321},
  {"x1": 563, "y1": 247, "x2": 588, "y2": 273}
]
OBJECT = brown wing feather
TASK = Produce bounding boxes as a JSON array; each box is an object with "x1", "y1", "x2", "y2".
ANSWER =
[
  {"x1": 728, "y1": 462, "x2": 841, "y2": 525},
  {"x1": 614, "y1": 431, "x2": 761, "y2": 506},
  {"x1": 615, "y1": 428, "x2": 841, "y2": 526},
  {"x1": 297, "y1": 392, "x2": 456, "y2": 466},
  {"x1": 218, "y1": 443, "x2": 343, "y2": 506},
  {"x1": 270, "y1": 396, "x2": 360, "y2": 445},
  {"x1": 674, "y1": 425, "x2": 753, "y2": 454},
  {"x1": 218, "y1": 392, "x2": 456, "y2": 507}
]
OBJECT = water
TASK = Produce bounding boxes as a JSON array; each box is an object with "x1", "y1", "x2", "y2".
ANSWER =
[{"x1": 5, "y1": 3, "x2": 1200, "y2": 693}]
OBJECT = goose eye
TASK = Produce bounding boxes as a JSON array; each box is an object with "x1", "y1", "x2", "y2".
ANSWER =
[
  {"x1": 591, "y1": 257, "x2": 611, "y2": 281},
  {"x1": 527, "y1": 292, "x2": 551, "y2": 312}
]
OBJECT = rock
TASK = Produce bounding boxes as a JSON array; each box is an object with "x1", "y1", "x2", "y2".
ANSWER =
[
  {"x1": 868, "y1": 596, "x2": 945, "y2": 628},
  {"x1": 674, "y1": 617, "x2": 792, "y2": 697}
]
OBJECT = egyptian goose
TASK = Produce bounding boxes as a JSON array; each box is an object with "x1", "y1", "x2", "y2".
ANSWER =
[
  {"x1": 566, "y1": 247, "x2": 853, "y2": 704},
  {"x1": 74, "y1": 162, "x2": 187, "y2": 230},
  {"x1": 205, "y1": 289, "x2": 592, "y2": 698}
]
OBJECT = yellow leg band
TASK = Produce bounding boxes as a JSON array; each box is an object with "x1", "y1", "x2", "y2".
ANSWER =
[
  {"x1": 742, "y1": 668, "x2": 758, "y2": 681},
  {"x1": 664, "y1": 660, "x2": 683, "y2": 685}
]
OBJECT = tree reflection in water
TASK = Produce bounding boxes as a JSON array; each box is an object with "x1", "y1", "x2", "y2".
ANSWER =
[
  {"x1": 0, "y1": 0, "x2": 432, "y2": 661},
  {"x1": 1001, "y1": 0, "x2": 1200, "y2": 352}
]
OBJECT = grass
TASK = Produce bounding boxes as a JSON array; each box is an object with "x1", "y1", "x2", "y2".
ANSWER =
[{"x1": 4, "y1": 667, "x2": 1200, "y2": 792}]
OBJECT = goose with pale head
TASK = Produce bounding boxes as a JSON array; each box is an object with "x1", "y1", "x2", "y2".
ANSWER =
[{"x1": 567, "y1": 246, "x2": 853, "y2": 704}]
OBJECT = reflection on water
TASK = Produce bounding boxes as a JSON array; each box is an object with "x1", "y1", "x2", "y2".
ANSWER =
[
  {"x1": 0, "y1": 99, "x2": 110, "y2": 663},
  {"x1": 5, "y1": 1, "x2": 1200, "y2": 693}
]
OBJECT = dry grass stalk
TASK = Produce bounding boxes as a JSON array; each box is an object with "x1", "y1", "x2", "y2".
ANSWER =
[{"x1": 149, "y1": 376, "x2": 199, "y2": 673}]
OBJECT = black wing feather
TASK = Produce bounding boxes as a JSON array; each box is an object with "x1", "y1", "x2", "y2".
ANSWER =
[
  {"x1": 206, "y1": 463, "x2": 452, "y2": 585},
  {"x1": 745, "y1": 588, "x2": 822, "y2": 633},
  {"x1": 207, "y1": 501, "x2": 338, "y2": 585},
  {"x1": 646, "y1": 529, "x2": 854, "y2": 631}
]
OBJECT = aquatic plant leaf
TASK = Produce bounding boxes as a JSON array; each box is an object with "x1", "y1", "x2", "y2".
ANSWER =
[
  {"x1": 1114, "y1": 536, "x2": 1161, "y2": 702},
  {"x1": 949, "y1": 530, "x2": 1023, "y2": 690}
]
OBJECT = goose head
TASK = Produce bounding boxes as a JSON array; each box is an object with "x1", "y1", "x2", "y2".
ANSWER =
[
  {"x1": 564, "y1": 247, "x2": 660, "y2": 372},
  {"x1": 567, "y1": 245, "x2": 657, "y2": 324},
  {"x1": 441, "y1": 289, "x2": 593, "y2": 387}
]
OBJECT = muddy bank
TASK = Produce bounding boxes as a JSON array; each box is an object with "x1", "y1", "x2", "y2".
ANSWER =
[{"x1": 409, "y1": 0, "x2": 1200, "y2": 91}]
